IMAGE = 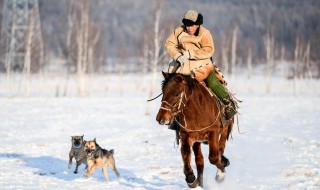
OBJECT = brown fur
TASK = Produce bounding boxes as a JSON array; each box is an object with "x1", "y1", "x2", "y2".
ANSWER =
[
  {"x1": 156, "y1": 72, "x2": 234, "y2": 187},
  {"x1": 84, "y1": 138, "x2": 120, "y2": 182},
  {"x1": 68, "y1": 135, "x2": 87, "y2": 173}
]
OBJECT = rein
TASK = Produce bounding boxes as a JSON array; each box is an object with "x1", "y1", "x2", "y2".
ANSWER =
[{"x1": 147, "y1": 93, "x2": 162, "y2": 102}]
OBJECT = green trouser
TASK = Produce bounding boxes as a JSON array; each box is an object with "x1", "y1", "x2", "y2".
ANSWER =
[{"x1": 205, "y1": 72, "x2": 228, "y2": 101}]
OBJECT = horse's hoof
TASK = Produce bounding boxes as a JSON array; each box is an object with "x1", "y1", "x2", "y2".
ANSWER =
[
  {"x1": 215, "y1": 169, "x2": 225, "y2": 183},
  {"x1": 198, "y1": 174, "x2": 203, "y2": 187},
  {"x1": 187, "y1": 178, "x2": 198, "y2": 188},
  {"x1": 221, "y1": 155, "x2": 230, "y2": 167},
  {"x1": 186, "y1": 173, "x2": 198, "y2": 188}
]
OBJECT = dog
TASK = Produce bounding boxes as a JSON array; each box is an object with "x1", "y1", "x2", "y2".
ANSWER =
[
  {"x1": 84, "y1": 138, "x2": 120, "y2": 182},
  {"x1": 68, "y1": 135, "x2": 87, "y2": 173}
]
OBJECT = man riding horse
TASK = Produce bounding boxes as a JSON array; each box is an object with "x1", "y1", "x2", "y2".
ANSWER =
[{"x1": 165, "y1": 10, "x2": 237, "y2": 129}]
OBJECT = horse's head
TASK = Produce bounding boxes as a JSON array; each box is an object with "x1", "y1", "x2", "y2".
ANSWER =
[{"x1": 156, "y1": 72, "x2": 195, "y2": 125}]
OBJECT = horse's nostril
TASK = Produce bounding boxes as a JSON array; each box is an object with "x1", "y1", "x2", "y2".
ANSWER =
[{"x1": 160, "y1": 119, "x2": 165, "y2": 125}]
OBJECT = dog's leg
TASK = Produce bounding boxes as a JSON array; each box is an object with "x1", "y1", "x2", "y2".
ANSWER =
[
  {"x1": 74, "y1": 157, "x2": 86, "y2": 173},
  {"x1": 84, "y1": 159, "x2": 94, "y2": 177},
  {"x1": 89, "y1": 162, "x2": 102, "y2": 175},
  {"x1": 108, "y1": 158, "x2": 120, "y2": 177},
  {"x1": 68, "y1": 154, "x2": 73, "y2": 169},
  {"x1": 74, "y1": 160, "x2": 82, "y2": 173},
  {"x1": 102, "y1": 166, "x2": 109, "y2": 182}
]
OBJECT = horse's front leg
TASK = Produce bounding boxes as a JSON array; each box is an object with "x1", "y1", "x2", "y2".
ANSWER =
[
  {"x1": 193, "y1": 142, "x2": 204, "y2": 187},
  {"x1": 208, "y1": 131, "x2": 226, "y2": 183},
  {"x1": 180, "y1": 132, "x2": 198, "y2": 188},
  {"x1": 218, "y1": 122, "x2": 232, "y2": 168}
]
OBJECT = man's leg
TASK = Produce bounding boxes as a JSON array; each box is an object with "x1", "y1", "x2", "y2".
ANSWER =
[{"x1": 205, "y1": 72, "x2": 236, "y2": 120}]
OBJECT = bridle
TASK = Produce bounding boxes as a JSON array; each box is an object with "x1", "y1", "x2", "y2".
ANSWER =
[
  {"x1": 160, "y1": 87, "x2": 187, "y2": 116},
  {"x1": 160, "y1": 79, "x2": 221, "y2": 133}
]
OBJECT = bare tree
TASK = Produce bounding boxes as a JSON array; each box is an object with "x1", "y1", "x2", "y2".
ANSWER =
[
  {"x1": 21, "y1": 10, "x2": 36, "y2": 96},
  {"x1": 303, "y1": 41, "x2": 312, "y2": 80},
  {"x1": 264, "y1": 27, "x2": 274, "y2": 94},
  {"x1": 141, "y1": 35, "x2": 150, "y2": 92},
  {"x1": 146, "y1": 1, "x2": 163, "y2": 115},
  {"x1": 75, "y1": 0, "x2": 89, "y2": 96},
  {"x1": 280, "y1": 45, "x2": 286, "y2": 77},
  {"x1": 62, "y1": 0, "x2": 76, "y2": 96},
  {"x1": 221, "y1": 34, "x2": 229, "y2": 75},
  {"x1": 230, "y1": 25, "x2": 238, "y2": 82},
  {"x1": 293, "y1": 34, "x2": 303, "y2": 95}
]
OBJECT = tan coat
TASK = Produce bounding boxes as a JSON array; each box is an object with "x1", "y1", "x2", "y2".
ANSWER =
[{"x1": 165, "y1": 25, "x2": 215, "y2": 81}]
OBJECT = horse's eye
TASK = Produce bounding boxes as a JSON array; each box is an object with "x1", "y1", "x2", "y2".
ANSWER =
[{"x1": 174, "y1": 92, "x2": 180, "y2": 97}]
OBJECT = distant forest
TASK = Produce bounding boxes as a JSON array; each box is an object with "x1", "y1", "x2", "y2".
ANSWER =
[{"x1": 1, "y1": 0, "x2": 320, "y2": 76}]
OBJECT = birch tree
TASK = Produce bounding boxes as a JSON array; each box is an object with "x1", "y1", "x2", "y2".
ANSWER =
[
  {"x1": 21, "y1": 9, "x2": 35, "y2": 96},
  {"x1": 221, "y1": 34, "x2": 229, "y2": 75},
  {"x1": 146, "y1": 1, "x2": 163, "y2": 115},
  {"x1": 246, "y1": 44, "x2": 253, "y2": 93},
  {"x1": 63, "y1": 0, "x2": 76, "y2": 96},
  {"x1": 293, "y1": 35, "x2": 301, "y2": 95},
  {"x1": 230, "y1": 25, "x2": 238, "y2": 83},
  {"x1": 264, "y1": 27, "x2": 274, "y2": 94},
  {"x1": 76, "y1": 0, "x2": 90, "y2": 96}
]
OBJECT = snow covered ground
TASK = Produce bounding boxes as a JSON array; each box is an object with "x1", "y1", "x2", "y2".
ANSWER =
[{"x1": 0, "y1": 73, "x2": 319, "y2": 190}]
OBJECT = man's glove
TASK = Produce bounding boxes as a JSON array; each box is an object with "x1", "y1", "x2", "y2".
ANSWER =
[{"x1": 176, "y1": 51, "x2": 190, "y2": 65}]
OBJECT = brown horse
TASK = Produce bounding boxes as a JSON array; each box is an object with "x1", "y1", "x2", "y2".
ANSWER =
[{"x1": 156, "y1": 72, "x2": 234, "y2": 188}]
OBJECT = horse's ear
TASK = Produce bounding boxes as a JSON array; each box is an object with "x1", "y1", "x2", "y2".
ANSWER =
[{"x1": 162, "y1": 71, "x2": 169, "y2": 79}]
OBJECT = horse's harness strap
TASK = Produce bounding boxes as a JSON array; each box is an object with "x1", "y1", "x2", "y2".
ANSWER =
[
  {"x1": 160, "y1": 85, "x2": 221, "y2": 132},
  {"x1": 160, "y1": 89, "x2": 187, "y2": 116},
  {"x1": 175, "y1": 110, "x2": 221, "y2": 133}
]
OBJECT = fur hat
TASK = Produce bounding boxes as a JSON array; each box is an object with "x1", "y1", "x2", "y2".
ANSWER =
[{"x1": 182, "y1": 10, "x2": 203, "y2": 26}]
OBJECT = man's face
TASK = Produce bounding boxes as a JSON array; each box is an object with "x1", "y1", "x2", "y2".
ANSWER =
[{"x1": 186, "y1": 24, "x2": 199, "y2": 36}]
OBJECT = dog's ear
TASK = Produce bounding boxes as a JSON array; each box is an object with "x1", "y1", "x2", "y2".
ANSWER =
[
  {"x1": 93, "y1": 138, "x2": 96, "y2": 143},
  {"x1": 81, "y1": 135, "x2": 84, "y2": 139}
]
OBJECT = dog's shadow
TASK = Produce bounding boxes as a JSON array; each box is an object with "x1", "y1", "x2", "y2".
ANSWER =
[{"x1": 0, "y1": 153, "x2": 133, "y2": 182}]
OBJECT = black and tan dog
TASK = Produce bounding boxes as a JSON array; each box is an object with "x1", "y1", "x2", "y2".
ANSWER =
[
  {"x1": 84, "y1": 138, "x2": 120, "y2": 182},
  {"x1": 68, "y1": 135, "x2": 87, "y2": 173}
]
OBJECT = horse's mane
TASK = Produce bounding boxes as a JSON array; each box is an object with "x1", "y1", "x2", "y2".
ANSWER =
[{"x1": 162, "y1": 73, "x2": 197, "y2": 90}]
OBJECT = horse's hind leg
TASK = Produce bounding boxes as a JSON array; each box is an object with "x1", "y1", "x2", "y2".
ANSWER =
[
  {"x1": 193, "y1": 142, "x2": 204, "y2": 187},
  {"x1": 180, "y1": 133, "x2": 198, "y2": 188}
]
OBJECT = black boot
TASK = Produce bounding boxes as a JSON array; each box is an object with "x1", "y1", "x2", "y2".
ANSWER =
[
  {"x1": 222, "y1": 97, "x2": 236, "y2": 120},
  {"x1": 168, "y1": 120, "x2": 180, "y2": 130}
]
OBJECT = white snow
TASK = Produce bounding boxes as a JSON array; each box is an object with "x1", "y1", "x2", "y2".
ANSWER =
[{"x1": 0, "y1": 72, "x2": 319, "y2": 190}]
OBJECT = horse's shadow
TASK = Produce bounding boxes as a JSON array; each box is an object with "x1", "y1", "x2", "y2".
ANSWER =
[{"x1": 0, "y1": 153, "x2": 183, "y2": 189}]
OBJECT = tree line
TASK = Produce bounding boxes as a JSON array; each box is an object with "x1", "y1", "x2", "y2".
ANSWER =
[{"x1": 1, "y1": 0, "x2": 319, "y2": 78}]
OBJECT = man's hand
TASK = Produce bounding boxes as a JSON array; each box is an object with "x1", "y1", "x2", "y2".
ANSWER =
[{"x1": 176, "y1": 51, "x2": 190, "y2": 65}]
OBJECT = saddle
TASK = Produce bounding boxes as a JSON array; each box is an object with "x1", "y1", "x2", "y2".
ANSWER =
[{"x1": 199, "y1": 82, "x2": 238, "y2": 128}]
